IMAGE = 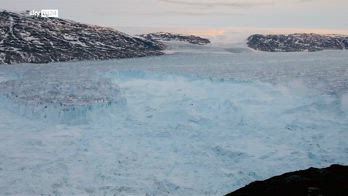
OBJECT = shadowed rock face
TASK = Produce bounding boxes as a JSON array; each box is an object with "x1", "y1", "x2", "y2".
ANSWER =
[
  {"x1": 0, "y1": 11, "x2": 165, "y2": 64},
  {"x1": 225, "y1": 164, "x2": 348, "y2": 196},
  {"x1": 138, "y1": 32, "x2": 211, "y2": 45},
  {"x1": 247, "y1": 33, "x2": 348, "y2": 52}
]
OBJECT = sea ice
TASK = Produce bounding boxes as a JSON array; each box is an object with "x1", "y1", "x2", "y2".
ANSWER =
[{"x1": 0, "y1": 46, "x2": 347, "y2": 195}]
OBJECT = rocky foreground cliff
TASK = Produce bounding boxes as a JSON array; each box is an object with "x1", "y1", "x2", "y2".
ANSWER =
[
  {"x1": 248, "y1": 33, "x2": 348, "y2": 52},
  {"x1": 0, "y1": 11, "x2": 165, "y2": 64},
  {"x1": 226, "y1": 164, "x2": 348, "y2": 196},
  {"x1": 138, "y1": 32, "x2": 211, "y2": 45}
]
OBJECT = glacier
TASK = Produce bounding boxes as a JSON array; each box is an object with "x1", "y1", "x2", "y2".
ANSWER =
[{"x1": 0, "y1": 46, "x2": 348, "y2": 195}]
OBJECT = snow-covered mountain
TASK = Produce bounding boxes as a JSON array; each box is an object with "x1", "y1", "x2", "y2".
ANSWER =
[
  {"x1": 0, "y1": 11, "x2": 165, "y2": 64},
  {"x1": 247, "y1": 33, "x2": 348, "y2": 52},
  {"x1": 138, "y1": 32, "x2": 211, "y2": 45}
]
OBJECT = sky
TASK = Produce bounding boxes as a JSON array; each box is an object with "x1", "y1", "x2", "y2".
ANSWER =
[{"x1": 1, "y1": 0, "x2": 348, "y2": 33}]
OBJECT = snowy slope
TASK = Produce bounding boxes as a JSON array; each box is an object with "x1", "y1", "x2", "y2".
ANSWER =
[
  {"x1": 139, "y1": 32, "x2": 211, "y2": 45},
  {"x1": 0, "y1": 11, "x2": 165, "y2": 64},
  {"x1": 248, "y1": 33, "x2": 348, "y2": 52}
]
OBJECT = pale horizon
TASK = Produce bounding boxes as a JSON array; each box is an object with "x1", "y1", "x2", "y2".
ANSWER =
[{"x1": 2, "y1": 0, "x2": 348, "y2": 33}]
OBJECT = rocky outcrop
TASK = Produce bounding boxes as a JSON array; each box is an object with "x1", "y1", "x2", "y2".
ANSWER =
[
  {"x1": 247, "y1": 33, "x2": 348, "y2": 52},
  {"x1": 0, "y1": 11, "x2": 165, "y2": 64},
  {"x1": 138, "y1": 32, "x2": 211, "y2": 45},
  {"x1": 225, "y1": 164, "x2": 348, "y2": 196}
]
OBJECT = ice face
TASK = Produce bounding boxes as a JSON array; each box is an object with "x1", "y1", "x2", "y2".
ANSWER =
[
  {"x1": 0, "y1": 48, "x2": 348, "y2": 195},
  {"x1": 0, "y1": 63, "x2": 126, "y2": 124},
  {"x1": 0, "y1": 78, "x2": 124, "y2": 124},
  {"x1": 341, "y1": 93, "x2": 348, "y2": 112}
]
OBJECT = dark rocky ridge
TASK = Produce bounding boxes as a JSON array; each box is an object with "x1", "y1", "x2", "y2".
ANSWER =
[
  {"x1": 138, "y1": 32, "x2": 211, "y2": 45},
  {"x1": 226, "y1": 164, "x2": 348, "y2": 196},
  {"x1": 247, "y1": 33, "x2": 348, "y2": 52},
  {"x1": 0, "y1": 11, "x2": 165, "y2": 64}
]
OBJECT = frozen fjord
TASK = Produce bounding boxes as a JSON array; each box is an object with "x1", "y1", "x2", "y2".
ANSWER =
[{"x1": 0, "y1": 47, "x2": 348, "y2": 195}]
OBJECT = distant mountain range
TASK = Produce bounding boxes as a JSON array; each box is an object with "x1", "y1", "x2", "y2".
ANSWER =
[
  {"x1": 248, "y1": 33, "x2": 348, "y2": 52},
  {"x1": 0, "y1": 11, "x2": 213, "y2": 65},
  {"x1": 0, "y1": 11, "x2": 165, "y2": 64},
  {"x1": 138, "y1": 32, "x2": 211, "y2": 45},
  {"x1": 2, "y1": 10, "x2": 348, "y2": 65}
]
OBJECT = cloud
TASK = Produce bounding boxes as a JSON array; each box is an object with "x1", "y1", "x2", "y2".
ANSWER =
[
  {"x1": 137, "y1": 10, "x2": 244, "y2": 16},
  {"x1": 91, "y1": 10, "x2": 244, "y2": 17},
  {"x1": 159, "y1": 0, "x2": 274, "y2": 8}
]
